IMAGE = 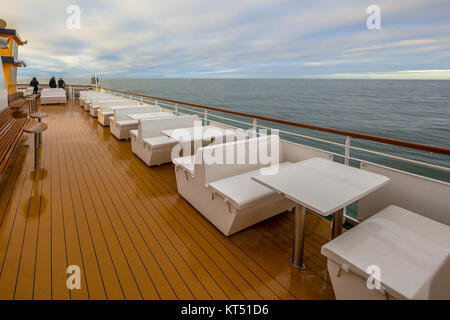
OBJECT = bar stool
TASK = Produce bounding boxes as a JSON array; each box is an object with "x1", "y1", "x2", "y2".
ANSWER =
[
  {"x1": 23, "y1": 122, "x2": 47, "y2": 169},
  {"x1": 30, "y1": 112, "x2": 48, "y2": 145},
  {"x1": 25, "y1": 94, "x2": 37, "y2": 116}
]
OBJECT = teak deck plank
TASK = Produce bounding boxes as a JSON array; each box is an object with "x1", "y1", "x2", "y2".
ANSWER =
[
  {"x1": 59, "y1": 124, "x2": 107, "y2": 300},
  {"x1": 50, "y1": 115, "x2": 70, "y2": 300},
  {"x1": 70, "y1": 128, "x2": 193, "y2": 299},
  {"x1": 0, "y1": 99, "x2": 334, "y2": 300},
  {"x1": 33, "y1": 125, "x2": 52, "y2": 299},
  {"x1": 67, "y1": 121, "x2": 163, "y2": 299},
  {"x1": 0, "y1": 134, "x2": 35, "y2": 299},
  {"x1": 61, "y1": 123, "x2": 125, "y2": 300}
]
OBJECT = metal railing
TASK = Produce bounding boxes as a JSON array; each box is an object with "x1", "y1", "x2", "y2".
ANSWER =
[
  {"x1": 33, "y1": 84, "x2": 450, "y2": 221},
  {"x1": 104, "y1": 86, "x2": 450, "y2": 207},
  {"x1": 94, "y1": 86, "x2": 450, "y2": 156},
  {"x1": 31, "y1": 84, "x2": 449, "y2": 171}
]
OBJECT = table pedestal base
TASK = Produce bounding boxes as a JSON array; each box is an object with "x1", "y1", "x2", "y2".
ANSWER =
[
  {"x1": 291, "y1": 204, "x2": 306, "y2": 270},
  {"x1": 291, "y1": 205, "x2": 345, "y2": 270}
]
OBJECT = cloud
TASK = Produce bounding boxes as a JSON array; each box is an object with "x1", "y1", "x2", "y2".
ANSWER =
[
  {"x1": 3, "y1": 0, "x2": 450, "y2": 79},
  {"x1": 321, "y1": 69, "x2": 450, "y2": 79}
]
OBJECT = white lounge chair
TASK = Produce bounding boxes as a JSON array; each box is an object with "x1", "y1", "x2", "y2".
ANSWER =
[
  {"x1": 90, "y1": 99, "x2": 133, "y2": 117},
  {"x1": 98, "y1": 106, "x2": 124, "y2": 127},
  {"x1": 131, "y1": 115, "x2": 199, "y2": 166},
  {"x1": 173, "y1": 135, "x2": 296, "y2": 236},
  {"x1": 98, "y1": 103, "x2": 141, "y2": 126},
  {"x1": 40, "y1": 88, "x2": 67, "y2": 105},
  {"x1": 80, "y1": 91, "x2": 104, "y2": 107},
  {"x1": 79, "y1": 90, "x2": 95, "y2": 106},
  {"x1": 110, "y1": 106, "x2": 164, "y2": 140},
  {"x1": 321, "y1": 205, "x2": 450, "y2": 300},
  {"x1": 84, "y1": 94, "x2": 116, "y2": 111}
]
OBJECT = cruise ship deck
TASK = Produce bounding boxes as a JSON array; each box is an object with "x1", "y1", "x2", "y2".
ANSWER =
[{"x1": 0, "y1": 99, "x2": 335, "y2": 300}]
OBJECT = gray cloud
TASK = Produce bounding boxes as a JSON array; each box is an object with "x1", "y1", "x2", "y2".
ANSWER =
[{"x1": 4, "y1": 0, "x2": 450, "y2": 78}]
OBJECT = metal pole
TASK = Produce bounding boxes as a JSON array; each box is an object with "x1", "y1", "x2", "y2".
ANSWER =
[
  {"x1": 175, "y1": 103, "x2": 178, "y2": 116},
  {"x1": 38, "y1": 118, "x2": 42, "y2": 145},
  {"x1": 204, "y1": 109, "x2": 208, "y2": 126},
  {"x1": 290, "y1": 204, "x2": 306, "y2": 270},
  {"x1": 331, "y1": 208, "x2": 344, "y2": 240},
  {"x1": 342, "y1": 137, "x2": 351, "y2": 223},
  {"x1": 252, "y1": 118, "x2": 257, "y2": 137},
  {"x1": 34, "y1": 132, "x2": 39, "y2": 168}
]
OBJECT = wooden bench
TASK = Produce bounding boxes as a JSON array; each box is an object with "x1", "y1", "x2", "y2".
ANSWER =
[
  {"x1": 8, "y1": 93, "x2": 26, "y2": 110},
  {"x1": 0, "y1": 107, "x2": 29, "y2": 179}
]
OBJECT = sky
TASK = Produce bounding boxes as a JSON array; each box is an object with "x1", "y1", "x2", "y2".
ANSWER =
[{"x1": 3, "y1": 0, "x2": 450, "y2": 79}]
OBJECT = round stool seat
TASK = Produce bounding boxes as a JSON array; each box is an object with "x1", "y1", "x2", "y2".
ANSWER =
[
  {"x1": 23, "y1": 122, "x2": 47, "y2": 133},
  {"x1": 30, "y1": 112, "x2": 48, "y2": 119},
  {"x1": 23, "y1": 122, "x2": 47, "y2": 169}
]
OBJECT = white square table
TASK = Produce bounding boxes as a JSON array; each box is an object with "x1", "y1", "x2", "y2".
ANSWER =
[
  {"x1": 161, "y1": 125, "x2": 235, "y2": 143},
  {"x1": 252, "y1": 157, "x2": 390, "y2": 270},
  {"x1": 128, "y1": 112, "x2": 174, "y2": 120}
]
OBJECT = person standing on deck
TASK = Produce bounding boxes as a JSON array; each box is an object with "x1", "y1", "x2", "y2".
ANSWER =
[
  {"x1": 58, "y1": 77, "x2": 65, "y2": 89},
  {"x1": 30, "y1": 77, "x2": 39, "y2": 94},
  {"x1": 49, "y1": 77, "x2": 57, "y2": 88}
]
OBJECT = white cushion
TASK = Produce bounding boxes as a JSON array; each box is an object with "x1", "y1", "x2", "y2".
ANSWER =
[
  {"x1": 207, "y1": 162, "x2": 291, "y2": 210},
  {"x1": 117, "y1": 120, "x2": 138, "y2": 128},
  {"x1": 41, "y1": 88, "x2": 66, "y2": 96},
  {"x1": 143, "y1": 136, "x2": 177, "y2": 150}
]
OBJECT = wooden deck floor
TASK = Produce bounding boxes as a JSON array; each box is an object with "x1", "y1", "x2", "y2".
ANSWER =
[{"x1": 0, "y1": 99, "x2": 335, "y2": 300}]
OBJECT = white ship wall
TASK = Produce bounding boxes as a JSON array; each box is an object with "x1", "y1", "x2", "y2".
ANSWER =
[{"x1": 0, "y1": 60, "x2": 7, "y2": 111}]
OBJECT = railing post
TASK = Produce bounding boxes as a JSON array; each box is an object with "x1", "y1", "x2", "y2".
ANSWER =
[
  {"x1": 175, "y1": 103, "x2": 178, "y2": 116},
  {"x1": 204, "y1": 110, "x2": 208, "y2": 126},
  {"x1": 252, "y1": 119, "x2": 257, "y2": 137},
  {"x1": 343, "y1": 136, "x2": 351, "y2": 225},
  {"x1": 140, "y1": 97, "x2": 143, "y2": 104},
  {"x1": 344, "y1": 136, "x2": 351, "y2": 165}
]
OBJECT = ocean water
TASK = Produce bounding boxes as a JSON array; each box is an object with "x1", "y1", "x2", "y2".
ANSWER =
[{"x1": 22, "y1": 78, "x2": 450, "y2": 181}]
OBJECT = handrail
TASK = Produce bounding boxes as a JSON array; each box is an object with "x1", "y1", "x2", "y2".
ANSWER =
[
  {"x1": 17, "y1": 84, "x2": 94, "y2": 89},
  {"x1": 97, "y1": 86, "x2": 450, "y2": 156}
]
